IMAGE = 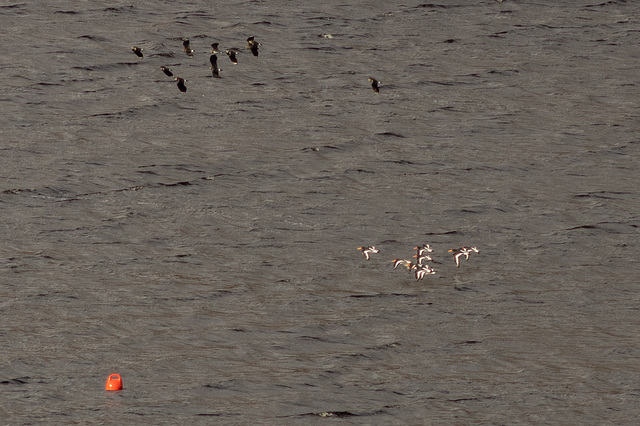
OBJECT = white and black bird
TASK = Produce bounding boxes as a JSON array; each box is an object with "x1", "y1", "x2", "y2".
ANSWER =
[
  {"x1": 414, "y1": 264, "x2": 436, "y2": 280},
  {"x1": 131, "y1": 46, "x2": 143, "y2": 58},
  {"x1": 174, "y1": 77, "x2": 187, "y2": 92},
  {"x1": 448, "y1": 247, "x2": 479, "y2": 267},
  {"x1": 414, "y1": 244, "x2": 434, "y2": 255},
  {"x1": 357, "y1": 246, "x2": 379, "y2": 260},
  {"x1": 246, "y1": 36, "x2": 260, "y2": 57},
  {"x1": 413, "y1": 253, "x2": 433, "y2": 265},
  {"x1": 182, "y1": 38, "x2": 194, "y2": 57},
  {"x1": 392, "y1": 259, "x2": 412, "y2": 270},
  {"x1": 209, "y1": 54, "x2": 220, "y2": 77},
  {"x1": 226, "y1": 49, "x2": 239, "y2": 64},
  {"x1": 368, "y1": 77, "x2": 380, "y2": 94}
]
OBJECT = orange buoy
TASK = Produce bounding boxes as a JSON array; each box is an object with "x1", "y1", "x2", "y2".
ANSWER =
[{"x1": 105, "y1": 374, "x2": 123, "y2": 391}]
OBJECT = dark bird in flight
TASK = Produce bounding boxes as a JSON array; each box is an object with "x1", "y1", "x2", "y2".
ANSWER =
[
  {"x1": 368, "y1": 77, "x2": 380, "y2": 94},
  {"x1": 131, "y1": 46, "x2": 143, "y2": 58},
  {"x1": 182, "y1": 38, "x2": 194, "y2": 57},
  {"x1": 226, "y1": 49, "x2": 238, "y2": 64},
  {"x1": 210, "y1": 54, "x2": 220, "y2": 78},
  {"x1": 246, "y1": 36, "x2": 260, "y2": 57},
  {"x1": 175, "y1": 77, "x2": 187, "y2": 92}
]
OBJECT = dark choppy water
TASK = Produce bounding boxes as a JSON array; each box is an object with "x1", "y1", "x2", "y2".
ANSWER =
[{"x1": 2, "y1": 0, "x2": 640, "y2": 423}]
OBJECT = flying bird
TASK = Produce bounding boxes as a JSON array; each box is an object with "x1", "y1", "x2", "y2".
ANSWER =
[
  {"x1": 448, "y1": 247, "x2": 479, "y2": 267},
  {"x1": 368, "y1": 77, "x2": 380, "y2": 94},
  {"x1": 246, "y1": 36, "x2": 260, "y2": 57},
  {"x1": 182, "y1": 38, "x2": 194, "y2": 57},
  {"x1": 210, "y1": 54, "x2": 220, "y2": 77},
  {"x1": 357, "y1": 246, "x2": 379, "y2": 260},
  {"x1": 226, "y1": 49, "x2": 239, "y2": 64},
  {"x1": 413, "y1": 254, "x2": 433, "y2": 265},
  {"x1": 131, "y1": 46, "x2": 143, "y2": 58},
  {"x1": 414, "y1": 244, "x2": 434, "y2": 255},
  {"x1": 174, "y1": 77, "x2": 187, "y2": 92},
  {"x1": 392, "y1": 259, "x2": 412, "y2": 270},
  {"x1": 414, "y1": 265, "x2": 436, "y2": 280}
]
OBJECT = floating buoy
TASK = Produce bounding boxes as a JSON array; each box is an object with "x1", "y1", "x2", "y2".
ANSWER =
[{"x1": 105, "y1": 374, "x2": 123, "y2": 391}]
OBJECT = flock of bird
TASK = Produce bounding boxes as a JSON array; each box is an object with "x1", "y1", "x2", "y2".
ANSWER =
[
  {"x1": 358, "y1": 244, "x2": 480, "y2": 281},
  {"x1": 130, "y1": 36, "x2": 262, "y2": 93},
  {"x1": 131, "y1": 36, "x2": 382, "y2": 94}
]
